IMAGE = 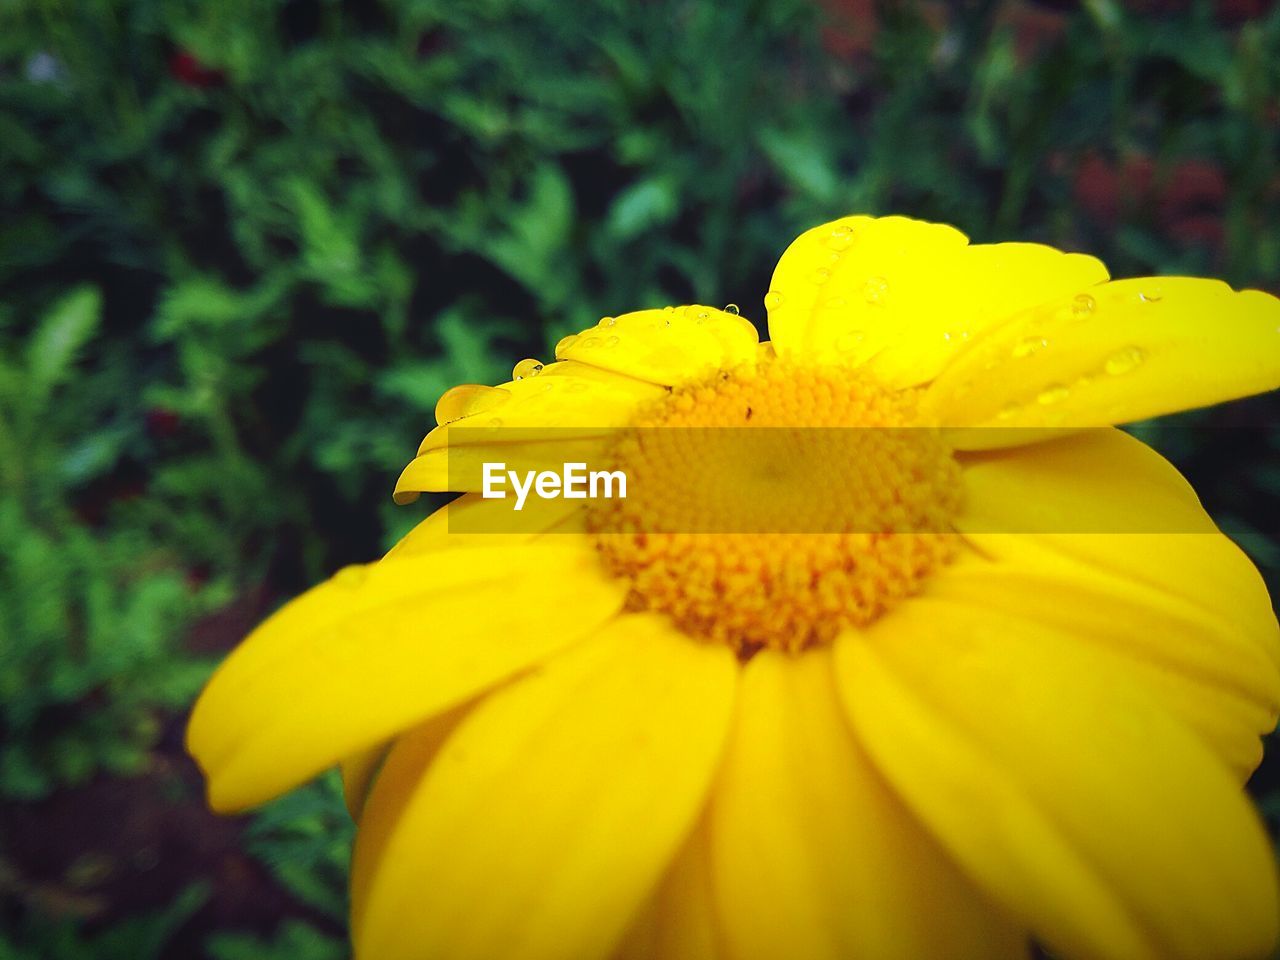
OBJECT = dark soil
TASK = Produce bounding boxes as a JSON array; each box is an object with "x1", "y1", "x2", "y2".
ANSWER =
[{"x1": 0, "y1": 589, "x2": 344, "y2": 959}]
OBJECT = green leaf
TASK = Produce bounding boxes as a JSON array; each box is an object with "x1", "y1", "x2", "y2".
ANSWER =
[
  {"x1": 757, "y1": 127, "x2": 841, "y2": 205},
  {"x1": 607, "y1": 176, "x2": 680, "y2": 240},
  {"x1": 207, "y1": 922, "x2": 347, "y2": 960},
  {"x1": 23, "y1": 286, "x2": 101, "y2": 417}
]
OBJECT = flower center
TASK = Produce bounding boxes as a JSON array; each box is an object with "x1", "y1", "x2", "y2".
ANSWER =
[{"x1": 588, "y1": 359, "x2": 963, "y2": 655}]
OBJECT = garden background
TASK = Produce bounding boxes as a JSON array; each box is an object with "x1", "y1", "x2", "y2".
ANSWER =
[{"x1": 2, "y1": 0, "x2": 1280, "y2": 957}]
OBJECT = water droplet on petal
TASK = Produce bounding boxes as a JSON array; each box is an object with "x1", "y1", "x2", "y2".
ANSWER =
[
  {"x1": 663, "y1": 305, "x2": 675, "y2": 313},
  {"x1": 1037, "y1": 384, "x2": 1069, "y2": 405},
  {"x1": 1103, "y1": 345, "x2": 1145, "y2": 376},
  {"x1": 334, "y1": 565, "x2": 368, "y2": 588},
  {"x1": 1138, "y1": 288, "x2": 1163, "y2": 303},
  {"x1": 697, "y1": 310, "x2": 711, "y2": 321},
  {"x1": 764, "y1": 291, "x2": 785, "y2": 310},
  {"x1": 580, "y1": 337, "x2": 601, "y2": 348},
  {"x1": 826, "y1": 224, "x2": 854, "y2": 251},
  {"x1": 835, "y1": 330, "x2": 866, "y2": 354},
  {"x1": 1012, "y1": 336, "x2": 1049, "y2": 358},
  {"x1": 1070, "y1": 293, "x2": 1096, "y2": 318},
  {"x1": 512, "y1": 358, "x2": 544, "y2": 380},
  {"x1": 996, "y1": 401, "x2": 1022, "y2": 420},
  {"x1": 487, "y1": 417, "x2": 504, "y2": 428},
  {"x1": 600, "y1": 315, "x2": 616, "y2": 327},
  {"x1": 863, "y1": 276, "x2": 889, "y2": 305},
  {"x1": 812, "y1": 267, "x2": 832, "y2": 285},
  {"x1": 724, "y1": 303, "x2": 740, "y2": 315},
  {"x1": 605, "y1": 335, "x2": 620, "y2": 347},
  {"x1": 555, "y1": 334, "x2": 579, "y2": 354}
]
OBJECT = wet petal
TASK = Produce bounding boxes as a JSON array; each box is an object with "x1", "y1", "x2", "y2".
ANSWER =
[
  {"x1": 556, "y1": 306, "x2": 759, "y2": 387},
  {"x1": 924, "y1": 278, "x2": 1280, "y2": 447},
  {"x1": 766, "y1": 216, "x2": 1107, "y2": 386}
]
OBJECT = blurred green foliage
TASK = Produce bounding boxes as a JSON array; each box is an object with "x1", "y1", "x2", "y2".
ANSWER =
[
  {"x1": 0, "y1": 885, "x2": 208, "y2": 960},
  {"x1": 243, "y1": 773, "x2": 354, "y2": 924},
  {"x1": 2, "y1": 0, "x2": 1279, "y2": 957},
  {"x1": 0, "y1": 288, "x2": 226, "y2": 800}
]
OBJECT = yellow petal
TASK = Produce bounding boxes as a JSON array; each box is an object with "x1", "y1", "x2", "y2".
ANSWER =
[
  {"x1": 433, "y1": 361, "x2": 660, "y2": 429},
  {"x1": 340, "y1": 742, "x2": 389, "y2": 820},
  {"x1": 957, "y1": 427, "x2": 1210, "y2": 534},
  {"x1": 556, "y1": 306, "x2": 759, "y2": 386},
  {"x1": 350, "y1": 707, "x2": 467, "y2": 931},
  {"x1": 930, "y1": 547, "x2": 1279, "y2": 781},
  {"x1": 395, "y1": 433, "x2": 612, "y2": 500},
  {"x1": 957, "y1": 430, "x2": 1280, "y2": 675},
  {"x1": 924, "y1": 278, "x2": 1280, "y2": 446},
  {"x1": 356, "y1": 614, "x2": 738, "y2": 960},
  {"x1": 766, "y1": 216, "x2": 1108, "y2": 385},
  {"x1": 425, "y1": 368, "x2": 657, "y2": 448},
  {"x1": 954, "y1": 430, "x2": 1280, "y2": 780},
  {"x1": 707, "y1": 648, "x2": 1026, "y2": 960},
  {"x1": 612, "y1": 820, "x2": 725, "y2": 960},
  {"x1": 384, "y1": 492, "x2": 587, "y2": 557},
  {"x1": 187, "y1": 542, "x2": 626, "y2": 811},
  {"x1": 835, "y1": 601, "x2": 1280, "y2": 960},
  {"x1": 395, "y1": 366, "x2": 660, "y2": 503}
]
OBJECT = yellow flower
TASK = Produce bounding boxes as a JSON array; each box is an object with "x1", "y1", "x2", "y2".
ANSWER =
[{"x1": 188, "y1": 215, "x2": 1280, "y2": 960}]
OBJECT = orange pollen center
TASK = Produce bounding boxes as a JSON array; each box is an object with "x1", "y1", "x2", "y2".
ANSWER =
[{"x1": 588, "y1": 360, "x2": 963, "y2": 655}]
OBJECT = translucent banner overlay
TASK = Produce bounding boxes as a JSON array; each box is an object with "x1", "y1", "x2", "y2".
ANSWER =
[{"x1": 435, "y1": 426, "x2": 1265, "y2": 534}]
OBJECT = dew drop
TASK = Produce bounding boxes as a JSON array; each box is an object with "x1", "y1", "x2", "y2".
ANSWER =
[
  {"x1": 1103, "y1": 345, "x2": 1145, "y2": 376},
  {"x1": 812, "y1": 267, "x2": 832, "y2": 285},
  {"x1": 512, "y1": 358, "x2": 544, "y2": 380},
  {"x1": 697, "y1": 310, "x2": 711, "y2": 321},
  {"x1": 663, "y1": 305, "x2": 675, "y2": 313},
  {"x1": 1037, "y1": 384, "x2": 1069, "y2": 405},
  {"x1": 605, "y1": 335, "x2": 620, "y2": 347},
  {"x1": 334, "y1": 565, "x2": 368, "y2": 588},
  {"x1": 600, "y1": 315, "x2": 616, "y2": 327},
  {"x1": 565, "y1": 380, "x2": 588, "y2": 393},
  {"x1": 1138, "y1": 288, "x2": 1163, "y2": 304},
  {"x1": 487, "y1": 417, "x2": 504, "y2": 428},
  {"x1": 764, "y1": 290, "x2": 785, "y2": 310},
  {"x1": 1070, "y1": 294, "x2": 1096, "y2": 318},
  {"x1": 826, "y1": 224, "x2": 855, "y2": 251},
  {"x1": 580, "y1": 336, "x2": 601, "y2": 349},
  {"x1": 1012, "y1": 336, "x2": 1048, "y2": 358},
  {"x1": 996, "y1": 401, "x2": 1022, "y2": 421},
  {"x1": 724, "y1": 303, "x2": 740, "y2": 315},
  {"x1": 863, "y1": 276, "x2": 889, "y2": 305},
  {"x1": 555, "y1": 334, "x2": 579, "y2": 354},
  {"x1": 835, "y1": 330, "x2": 866, "y2": 354}
]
